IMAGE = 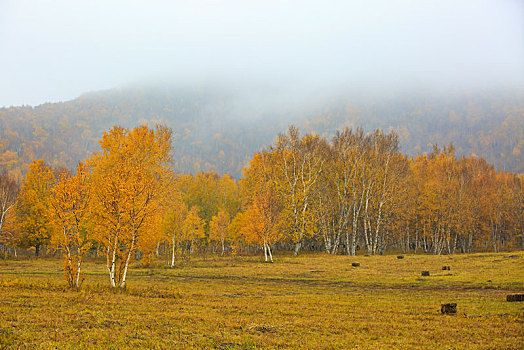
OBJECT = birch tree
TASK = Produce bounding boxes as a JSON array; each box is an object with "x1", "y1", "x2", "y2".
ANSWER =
[
  {"x1": 49, "y1": 162, "x2": 91, "y2": 288},
  {"x1": 209, "y1": 210, "x2": 230, "y2": 256},
  {"x1": 241, "y1": 188, "x2": 283, "y2": 262},
  {"x1": 313, "y1": 128, "x2": 365, "y2": 255},
  {"x1": 14, "y1": 159, "x2": 55, "y2": 256},
  {"x1": 0, "y1": 170, "x2": 19, "y2": 255},
  {"x1": 89, "y1": 125, "x2": 172, "y2": 288},
  {"x1": 267, "y1": 126, "x2": 325, "y2": 255},
  {"x1": 161, "y1": 192, "x2": 188, "y2": 267},
  {"x1": 182, "y1": 206, "x2": 205, "y2": 256},
  {"x1": 361, "y1": 131, "x2": 406, "y2": 255}
]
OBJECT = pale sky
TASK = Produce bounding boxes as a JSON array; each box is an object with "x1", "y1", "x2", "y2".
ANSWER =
[{"x1": 0, "y1": 0, "x2": 523, "y2": 107}]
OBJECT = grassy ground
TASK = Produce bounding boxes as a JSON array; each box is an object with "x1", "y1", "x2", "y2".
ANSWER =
[{"x1": 0, "y1": 252, "x2": 523, "y2": 349}]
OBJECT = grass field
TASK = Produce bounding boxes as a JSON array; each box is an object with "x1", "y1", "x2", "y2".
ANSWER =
[{"x1": 0, "y1": 252, "x2": 523, "y2": 349}]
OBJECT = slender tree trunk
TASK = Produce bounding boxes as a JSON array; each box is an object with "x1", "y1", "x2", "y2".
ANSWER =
[
  {"x1": 76, "y1": 258, "x2": 82, "y2": 288},
  {"x1": 120, "y1": 234, "x2": 136, "y2": 288},
  {"x1": 405, "y1": 223, "x2": 410, "y2": 253},
  {"x1": 364, "y1": 216, "x2": 371, "y2": 254},
  {"x1": 66, "y1": 250, "x2": 73, "y2": 288},
  {"x1": 171, "y1": 235, "x2": 176, "y2": 267},
  {"x1": 266, "y1": 242, "x2": 273, "y2": 262},
  {"x1": 323, "y1": 234, "x2": 331, "y2": 254},
  {"x1": 108, "y1": 237, "x2": 118, "y2": 288},
  {"x1": 333, "y1": 227, "x2": 340, "y2": 255},
  {"x1": 372, "y1": 201, "x2": 384, "y2": 255},
  {"x1": 414, "y1": 224, "x2": 418, "y2": 254},
  {"x1": 452, "y1": 232, "x2": 459, "y2": 254},
  {"x1": 294, "y1": 239, "x2": 302, "y2": 256}
]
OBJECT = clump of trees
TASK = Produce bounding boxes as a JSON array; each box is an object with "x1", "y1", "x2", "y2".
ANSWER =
[
  {"x1": 1, "y1": 125, "x2": 175, "y2": 288},
  {"x1": 0, "y1": 124, "x2": 522, "y2": 289},
  {"x1": 237, "y1": 127, "x2": 522, "y2": 256}
]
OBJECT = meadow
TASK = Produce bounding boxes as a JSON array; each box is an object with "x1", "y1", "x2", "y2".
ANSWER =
[{"x1": 0, "y1": 252, "x2": 523, "y2": 349}]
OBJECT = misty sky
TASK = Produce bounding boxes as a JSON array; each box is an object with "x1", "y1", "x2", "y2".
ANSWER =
[{"x1": 0, "y1": 0, "x2": 523, "y2": 107}]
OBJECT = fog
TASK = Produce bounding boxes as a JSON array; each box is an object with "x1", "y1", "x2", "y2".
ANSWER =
[{"x1": 1, "y1": 0, "x2": 523, "y2": 107}]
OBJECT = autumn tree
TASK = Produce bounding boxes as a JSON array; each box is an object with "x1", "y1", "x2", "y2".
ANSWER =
[
  {"x1": 361, "y1": 131, "x2": 407, "y2": 255},
  {"x1": 49, "y1": 162, "x2": 91, "y2": 288},
  {"x1": 182, "y1": 206, "x2": 205, "y2": 256},
  {"x1": 241, "y1": 188, "x2": 284, "y2": 262},
  {"x1": 89, "y1": 125, "x2": 172, "y2": 288},
  {"x1": 266, "y1": 126, "x2": 325, "y2": 255},
  {"x1": 161, "y1": 190, "x2": 188, "y2": 267},
  {"x1": 0, "y1": 170, "x2": 19, "y2": 256},
  {"x1": 209, "y1": 210, "x2": 230, "y2": 256},
  {"x1": 321, "y1": 128, "x2": 370, "y2": 256},
  {"x1": 178, "y1": 171, "x2": 240, "y2": 242},
  {"x1": 14, "y1": 159, "x2": 55, "y2": 255}
]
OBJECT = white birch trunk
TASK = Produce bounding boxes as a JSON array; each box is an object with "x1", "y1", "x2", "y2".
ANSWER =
[
  {"x1": 120, "y1": 234, "x2": 136, "y2": 288},
  {"x1": 108, "y1": 240, "x2": 118, "y2": 287},
  {"x1": 171, "y1": 234, "x2": 176, "y2": 267},
  {"x1": 76, "y1": 259, "x2": 81, "y2": 288},
  {"x1": 267, "y1": 242, "x2": 273, "y2": 262}
]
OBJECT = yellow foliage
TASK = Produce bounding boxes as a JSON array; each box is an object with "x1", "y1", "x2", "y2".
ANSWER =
[{"x1": 88, "y1": 125, "x2": 172, "y2": 287}]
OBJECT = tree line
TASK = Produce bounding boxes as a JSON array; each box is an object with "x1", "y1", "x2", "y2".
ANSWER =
[{"x1": 0, "y1": 125, "x2": 522, "y2": 288}]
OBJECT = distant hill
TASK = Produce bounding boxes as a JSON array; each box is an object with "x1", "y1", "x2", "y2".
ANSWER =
[{"x1": 0, "y1": 85, "x2": 522, "y2": 179}]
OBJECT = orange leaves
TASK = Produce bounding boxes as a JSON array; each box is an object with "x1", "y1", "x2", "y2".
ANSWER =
[
  {"x1": 13, "y1": 159, "x2": 55, "y2": 254},
  {"x1": 48, "y1": 162, "x2": 92, "y2": 288},
  {"x1": 408, "y1": 148, "x2": 523, "y2": 253},
  {"x1": 89, "y1": 125, "x2": 173, "y2": 287},
  {"x1": 241, "y1": 188, "x2": 283, "y2": 247},
  {"x1": 240, "y1": 151, "x2": 286, "y2": 253}
]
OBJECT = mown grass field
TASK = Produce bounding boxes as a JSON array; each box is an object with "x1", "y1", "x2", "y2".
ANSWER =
[{"x1": 0, "y1": 252, "x2": 523, "y2": 349}]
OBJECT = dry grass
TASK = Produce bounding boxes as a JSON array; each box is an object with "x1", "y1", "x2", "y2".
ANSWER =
[{"x1": 0, "y1": 252, "x2": 523, "y2": 349}]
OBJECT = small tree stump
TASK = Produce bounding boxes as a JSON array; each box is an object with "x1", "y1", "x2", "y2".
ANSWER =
[
  {"x1": 397, "y1": 255, "x2": 404, "y2": 259},
  {"x1": 442, "y1": 266, "x2": 450, "y2": 270},
  {"x1": 441, "y1": 303, "x2": 457, "y2": 314},
  {"x1": 351, "y1": 263, "x2": 360, "y2": 267},
  {"x1": 421, "y1": 271, "x2": 430, "y2": 276},
  {"x1": 506, "y1": 294, "x2": 524, "y2": 302}
]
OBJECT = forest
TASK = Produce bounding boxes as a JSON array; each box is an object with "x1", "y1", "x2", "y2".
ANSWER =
[
  {"x1": 0, "y1": 123, "x2": 522, "y2": 290},
  {"x1": 0, "y1": 86, "x2": 522, "y2": 182}
]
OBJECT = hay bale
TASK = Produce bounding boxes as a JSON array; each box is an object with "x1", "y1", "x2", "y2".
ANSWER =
[
  {"x1": 441, "y1": 303, "x2": 457, "y2": 314},
  {"x1": 421, "y1": 271, "x2": 430, "y2": 276},
  {"x1": 506, "y1": 294, "x2": 524, "y2": 302},
  {"x1": 351, "y1": 262, "x2": 360, "y2": 267}
]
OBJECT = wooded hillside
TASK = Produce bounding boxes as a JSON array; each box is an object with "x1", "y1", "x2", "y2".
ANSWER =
[{"x1": 0, "y1": 86, "x2": 522, "y2": 180}]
